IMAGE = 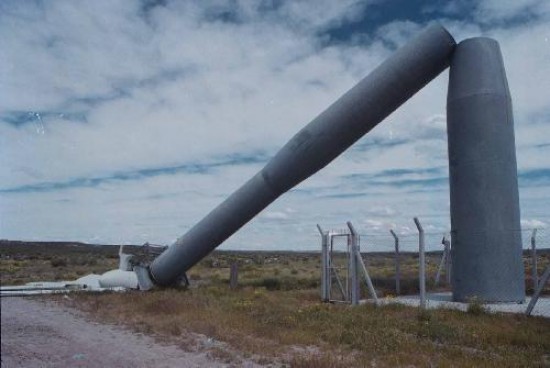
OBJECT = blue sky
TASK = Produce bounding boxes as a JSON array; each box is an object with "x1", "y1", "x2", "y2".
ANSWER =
[{"x1": 1, "y1": 0, "x2": 549, "y2": 251}]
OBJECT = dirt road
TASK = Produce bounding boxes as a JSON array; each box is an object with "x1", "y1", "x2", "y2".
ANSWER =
[{"x1": 1, "y1": 297, "x2": 256, "y2": 367}]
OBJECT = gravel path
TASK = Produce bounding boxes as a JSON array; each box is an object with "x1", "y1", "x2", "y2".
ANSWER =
[{"x1": 1, "y1": 297, "x2": 255, "y2": 368}]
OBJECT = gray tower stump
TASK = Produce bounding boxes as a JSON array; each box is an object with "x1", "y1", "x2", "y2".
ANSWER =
[{"x1": 447, "y1": 38, "x2": 525, "y2": 302}]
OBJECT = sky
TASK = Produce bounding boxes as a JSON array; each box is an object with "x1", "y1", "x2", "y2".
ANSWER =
[{"x1": 1, "y1": 0, "x2": 549, "y2": 251}]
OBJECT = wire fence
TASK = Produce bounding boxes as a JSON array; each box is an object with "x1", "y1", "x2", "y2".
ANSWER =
[{"x1": 319, "y1": 224, "x2": 550, "y2": 317}]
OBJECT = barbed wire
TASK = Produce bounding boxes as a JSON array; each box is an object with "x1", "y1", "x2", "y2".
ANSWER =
[
  {"x1": 314, "y1": 227, "x2": 550, "y2": 253},
  {"x1": 317, "y1": 225, "x2": 549, "y2": 315}
]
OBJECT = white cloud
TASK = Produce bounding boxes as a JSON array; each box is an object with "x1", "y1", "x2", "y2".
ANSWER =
[
  {"x1": 0, "y1": 0, "x2": 548, "y2": 250},
  {"x1": 520, "y1": 219, "x2": 547, "y2": 229},
  {"x1": 474, "y1": 0, "x2": 550, "y2": 22},
  {"x1": 365, "y1": 206, "x2": 399, "y2": 217},
  {"x1": 261, "y1": 211, "x2": 290, "y2": 221}
]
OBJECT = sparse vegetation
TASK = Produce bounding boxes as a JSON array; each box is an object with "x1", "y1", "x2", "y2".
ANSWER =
[
  {"x1": 50, "y1": 258, "x2": 67, "y2": 268},
  {"x1": 2, "y1": 241, "x2": 550, "y2": 366},
  {"x1": 0, "y1": 241, "x2": 119, "y2": 285},
  {"x1": 61, "y1": 286, "x2": 550, "y2": 367},
  {"x1": 467, "y1": 297, "x2": 488, "y2": 315}
]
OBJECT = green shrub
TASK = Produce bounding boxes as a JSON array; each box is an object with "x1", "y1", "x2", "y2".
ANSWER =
[
  {"x1": 50, "y1": 258, "x2": 67, "y2": 268},
  {"x1": 259, "y1": 277, "x2": 281, "y2": 290},
  {"x1": 417, "y1": 308, "x2": 432, "y2": 322},
  {"x1": 466, "y1": 297, "x2": 487, "y2": 315}
]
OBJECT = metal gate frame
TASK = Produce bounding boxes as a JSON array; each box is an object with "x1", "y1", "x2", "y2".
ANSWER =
[{"x1": 318, "y1": 222, "x2": 378, "y2": 305}]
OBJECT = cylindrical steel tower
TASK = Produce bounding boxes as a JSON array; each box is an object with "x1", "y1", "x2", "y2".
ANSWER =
[{"x1": 447, "y1": 38, "x2": 525, "y2": 302}]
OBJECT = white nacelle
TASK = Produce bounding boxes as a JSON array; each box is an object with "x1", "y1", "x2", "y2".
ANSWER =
[{"x1": 98, "y1": 269, "x2": 139, "y2": 289}]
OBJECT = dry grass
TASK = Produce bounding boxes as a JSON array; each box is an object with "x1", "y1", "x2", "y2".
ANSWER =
[
  {"x1": 61, "y1": 285, "x2": 550, "y2": 367},
  {"x1": 3, "y1": 242, "x2": 550, "y2": 366},
  {"x1": 0, "y1": 242, "x2": 118, "y2": 285}
]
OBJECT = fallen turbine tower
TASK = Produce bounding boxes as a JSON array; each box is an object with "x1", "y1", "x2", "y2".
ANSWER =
[
  {"x1": 141, "y1": 24, "x2": 456, "y2": 288},
  {"x1": 120, "y1": 24, "x2": 523, "y2": 303}
]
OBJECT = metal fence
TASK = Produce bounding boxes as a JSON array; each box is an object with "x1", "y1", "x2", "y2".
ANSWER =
[{"x1": 319, "y1": 222, "x2": 550, "y2": 317}]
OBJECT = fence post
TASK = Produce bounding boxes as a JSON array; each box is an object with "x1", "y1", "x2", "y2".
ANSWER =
[
  {"x1": 390, "y1": 230, "x2": 400, "y2": 295},
  {"x1": 434, "y1": 238, "x2": 445, "y2": 287},
  {"x1": 414, "y1": 217, "x2": 426, "y2": 309},
  {"x1": 349, "y1": 221, "x2": 378, "y2": 305},
  {"x1": 229, "y1": 262, "x2": 239, "y2": 290},
  {"x1": 435, "y1": 236, "x2": 451, "y2": 287},
  {"x1": 346, "y1": 222, "x2": 360, "y2": 305},
  {"x1": 332, "y1": 265, "x2": 347, "y2": 301},
  {"x1": 317, "y1": 224, "x2": 329, "y2": 302},
  {"x1": 526, "y1": 264, "x2": 550, "y2": 316},
  {"x1": 531, "y1": 228, "x2": 538, "y2": 290},
  {"x1": 444, "y1": 236, "x2": 451, "y2": 285}
]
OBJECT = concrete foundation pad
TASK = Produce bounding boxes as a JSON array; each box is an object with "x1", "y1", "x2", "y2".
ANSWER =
[{"x1": 372, "y1": 292, "x2": 550, "y2": 318}]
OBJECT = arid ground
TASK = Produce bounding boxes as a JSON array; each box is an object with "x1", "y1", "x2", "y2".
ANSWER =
[
  {"x1": 1, "y1": 297, "x2": 262, "y2": 368},
  {"x1": 1, "y1": 241, "x2": 550, "y2": 367}
]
